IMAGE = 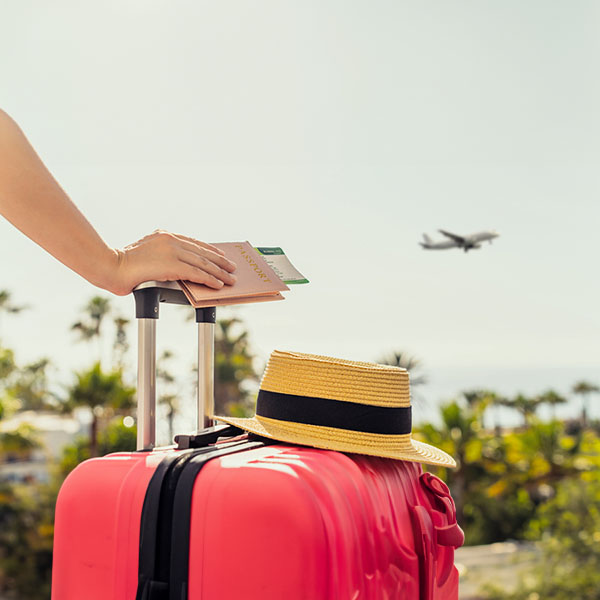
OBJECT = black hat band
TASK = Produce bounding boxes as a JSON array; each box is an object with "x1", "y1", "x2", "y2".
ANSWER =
[{"x1": 256, "y1": 390, "x2": 412, "y2": 435}]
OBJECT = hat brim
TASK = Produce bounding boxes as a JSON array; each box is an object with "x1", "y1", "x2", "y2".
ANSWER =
[{"x1": 215, "y1": 414, "x2": 456, "y2": 468}]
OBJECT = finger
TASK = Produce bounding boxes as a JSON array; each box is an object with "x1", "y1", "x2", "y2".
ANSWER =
[
  {"x1": 178, "y1": 249, "x2": 237, "y2": 286},
  {"x1": 174, "y1": 238, "x2": 237, "y2": 273},
  {"x1": 171, "y1": 234, "x2": 227, "y2": 257},
  {"x1": 180, "y1": 264, "x2": 225, "y2": 289}
]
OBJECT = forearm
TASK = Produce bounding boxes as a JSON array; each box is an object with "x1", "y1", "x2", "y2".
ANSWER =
[
  {"x1": 0, "y1": 110, "x2": 237, "y2": 295},
  {"x1": 0, "y1": 110, "x2": 117, "y2": 290}
]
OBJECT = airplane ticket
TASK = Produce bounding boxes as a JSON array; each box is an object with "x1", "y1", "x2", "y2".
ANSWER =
[{"x1": 255, "y1": 247, "x2": 309, "y2": 285}]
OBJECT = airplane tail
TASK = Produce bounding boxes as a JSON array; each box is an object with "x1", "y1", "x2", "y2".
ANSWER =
[{"x1": 422, "y1": 233, "x2": 432, "y2": 244}]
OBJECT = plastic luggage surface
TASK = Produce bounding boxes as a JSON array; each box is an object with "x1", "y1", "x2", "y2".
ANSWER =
[{"x1": 52, "y1": 443, "x2": 462, "y2": 599}]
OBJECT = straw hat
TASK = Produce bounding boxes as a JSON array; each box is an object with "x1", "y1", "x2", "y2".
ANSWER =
[{"x1": 215, "y1": 350, "x2": 456, "y2": 468}]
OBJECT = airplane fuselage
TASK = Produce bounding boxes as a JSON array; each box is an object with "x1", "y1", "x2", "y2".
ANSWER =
[{"x1": 420, "y1": 229, "x2": 499, "y2": 252}]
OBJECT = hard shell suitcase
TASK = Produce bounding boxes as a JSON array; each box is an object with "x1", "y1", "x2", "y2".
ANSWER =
[{"x1": 52, "y1": 283, "x2": 463, "y2": 599}]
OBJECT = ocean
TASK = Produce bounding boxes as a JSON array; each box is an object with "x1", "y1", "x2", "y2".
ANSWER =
[{"x1": 412, "y1": 365, "x2": 600, "y2": 428}]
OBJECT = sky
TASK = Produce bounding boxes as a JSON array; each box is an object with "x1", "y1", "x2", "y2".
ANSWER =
[{"x1": 1, "y1": 1, "x2": 599, "y2": 427}]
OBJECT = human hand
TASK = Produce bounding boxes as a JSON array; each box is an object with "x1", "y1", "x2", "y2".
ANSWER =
[{"x1": 108, "y1": 230, "x2": 237, "y2": 296}]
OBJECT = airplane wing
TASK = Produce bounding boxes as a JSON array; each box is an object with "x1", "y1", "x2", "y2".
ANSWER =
[{"x1": 438, "y1": 229, "x2": 466, "y2": 244}]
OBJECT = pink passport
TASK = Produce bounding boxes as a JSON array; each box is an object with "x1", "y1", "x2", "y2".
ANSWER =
[{"x1": 179, "y1": 241, "x2": 290, "y2": 308}]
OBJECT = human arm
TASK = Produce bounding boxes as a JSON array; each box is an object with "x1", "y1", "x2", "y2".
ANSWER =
[{"x1": 0, "y1": 110, "x2": 236, "y2": 295}]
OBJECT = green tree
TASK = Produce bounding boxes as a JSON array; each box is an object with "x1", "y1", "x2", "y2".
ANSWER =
[
  {"x1": 71, "y1": 296, "x2": 113, "y2": 367},
  {"x1": 497, "y1": 393, "x2": 542, "y2": 428},
  {"x1": 213, "y1": 317, "x2": 259, "y2": 417},
  {"x1": 112, "y1": 315, "x2": 130, "y2": 370},
  {"x1": 60, "y1": 418, "x2": 137, "y2": 476},
  {"x1": 416, "y1": 393, "x2": 494, "y2": 531},
  {"x1": 63, "y1": 362, "x2": 135, "y2": 457},
  {"x1": 501, "y1": 421, "x2": 586, "y2": 499},
  {"x1": 0, "y1": 359, "x2": 47, "y2": 600},
  {"x1": 0, "y1": 423, "x2": 40, "y2": 459},
  {"x1": 0, "y1": 345, "x2": 42, "y2": 458},
  {"x1": 484, "y1": 474, "x2": 600, "y2": 600},
  {"x1": 0, "y1": 290, "x2": 27, "y2": 338},
  {"x1": 186, "y1": 311, "x2": 260, "y2": 418},
  {"x1": 0, "y1": 481, "x2": 55, "y2": 600},
  {"x1": 572, "y1": 380, "x2": 600, "y2": 429},
  {"x1": 6, "y1": 358, "x2": 55, "y2": 411},
  {"x1": 66, "y1": 296, "x2": 135, "y2": 455},
  {"x1": 414, "y1": 389, "x2": 588, "y2": 545},
  {"x1": 157, "y1": 350, "x2": 179, "y2": 441},
  {"x1": 71, "y1": 296, "x2": 111, "y2": 343},
  {"x1": 0, "y1": 345, "x2": 17, "y2": 395},
  {"x1": 0, "y1": 293, "x2": 25, "y2": 404},
  {"x1": 0, "y1": 290, "x2": 26, "y2": 315},
  {"x1": 536, "y1": 389, "x2": 567, "y2": 423},
  {"x1": 72, "y1": 298, "x2": 131, "y2": 370},
  {"x1": 98, "y1": 418, "x2": 137, "y2": 455}
]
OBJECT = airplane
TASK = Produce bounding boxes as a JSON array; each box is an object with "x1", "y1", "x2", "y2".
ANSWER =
[{"x1": 420, "y1": 229, "x2": 500, "y2": 252}]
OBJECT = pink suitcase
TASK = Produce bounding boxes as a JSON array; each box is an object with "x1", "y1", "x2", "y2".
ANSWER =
[{"x1": 52, "y1": 283, "x2": 463, "y2": 599}]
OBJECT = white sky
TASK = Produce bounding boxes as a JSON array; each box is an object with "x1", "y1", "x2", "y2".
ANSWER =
[{"x1": 1, "y1": 1, "x2": 599, "y2": 401}]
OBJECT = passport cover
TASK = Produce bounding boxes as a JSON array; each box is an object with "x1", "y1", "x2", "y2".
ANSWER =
[{"x1": 178, "y1": 241, "x2": 290, "y2": 308}]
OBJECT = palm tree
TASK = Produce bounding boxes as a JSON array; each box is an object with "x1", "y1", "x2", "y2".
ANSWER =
[
  {"x1": 157, "y1": 350, "x2": 179, "y2": 441},
  {"x1": 416, "y1": 399, "x2": 486, "y2": 526},
  {"x1": 112, "y1": 315, "x2": 130, "y2": 370},
  {"x1": 536, "y1": 389, "x2": 567, "y2": 423},
  {"x1": 379, "y1": 351, "x2": 427, "y2": 387},
  {"x1": 71, "y1": 296, "x2": 112, "y2": 361},
  {"x1": 68, "y1": 295, "x2": 142, "y2": 454},
  {"x1": 461, "y1": 389, "x2": 500, "y2": 430},
  {"x1": 6, "y1": 358, "x2": 55, "y2": 411},
  {"x1": 0, "y1": 423, "x2": 40, "y2": 460},
  {"x1": 0, "y1": 386, "x2": 41, "y2": 462},
  {"x1": 64, "y1": 362, "x2": 135, "y2": 457},
  {"x1": 0, "y1": 346, "x2": 20, "y2": 420},
  {"x1": 185, "y1": 310, "x2": 260, "y2": 417},
  {"x1": 0, "y1": 345, "x2": 17, "y2": 385},
  {"x1": 572, "y1": 380, "x2": 600, "y2": 429},
  {"x1": 0, "y1": 290, "x2": 27, "y2": 338},
  {"x1": 213, "y1": 317, "x2": 259, "y2": 417},
  {"x1": 496, "y1": 393, "x2": 542, "y2": 428}
]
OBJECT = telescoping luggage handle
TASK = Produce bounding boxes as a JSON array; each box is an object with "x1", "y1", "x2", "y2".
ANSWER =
[{"x1": 133, "y1": 281, "x2": 216, "y2": 451}]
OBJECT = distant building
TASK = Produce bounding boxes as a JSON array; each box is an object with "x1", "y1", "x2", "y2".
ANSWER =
[{"x1": 0, "y1": 411, "x2": 84, "y2": 484}]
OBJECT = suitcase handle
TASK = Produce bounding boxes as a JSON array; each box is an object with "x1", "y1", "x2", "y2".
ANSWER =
[
  {"x1": 133, "y1": 281, "x2": 216, "y2": 450},
  {"x1": 174, "y1": 424, "x2": 243, "y2": 449}
]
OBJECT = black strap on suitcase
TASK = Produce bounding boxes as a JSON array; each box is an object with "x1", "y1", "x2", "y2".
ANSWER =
[{"x1": 136, "y1": 436, "x2": 265, "y2": 600}]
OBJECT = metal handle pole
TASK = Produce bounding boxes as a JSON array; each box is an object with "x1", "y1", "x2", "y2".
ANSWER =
[
  {"x1": 137, "y1": 319, "x2": 157, "y2": 450},
  {"x1": 197, "y1": 322, "x2": 215, "y2": 429},
  {"x1": 134, "y1": 285, "x2": 216, "y2": 449}
]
